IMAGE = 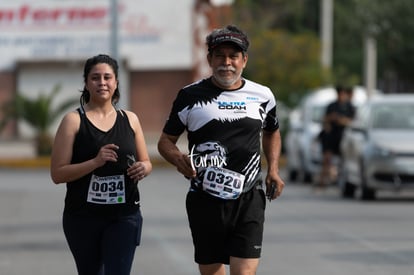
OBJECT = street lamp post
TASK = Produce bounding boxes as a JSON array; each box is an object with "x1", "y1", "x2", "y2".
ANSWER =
[
  {"x1": 320, "y1": 0, "x2": 333, "y2": 69},
  {"x1": 109, "y1": 0, "x2": 129, "y2": 109},
  {"x1": 364, "y1": 34, "x2": 377, "y2": 98},
  {"x1": 110, "y1": 0, "x2": 119, "y2": 62}
]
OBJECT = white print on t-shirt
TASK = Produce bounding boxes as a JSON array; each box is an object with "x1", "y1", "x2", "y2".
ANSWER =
[
  {"x1": 189, "y1": 141, "x2": 246, "y2": 199},
  {"x1": 179, "y1": 93, "x2": 267, "y2": 132},
  {"x1": 189, "y1": 142, "x2": 227, "y2": 170}
]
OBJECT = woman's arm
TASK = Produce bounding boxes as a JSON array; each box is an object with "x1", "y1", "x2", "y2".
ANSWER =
[
  {"x1": 50, "y1": 111, "x2": 113, "y2": 184},
  {"x1": 125, "y1": 111, "x2": 152, "y2": 182}
]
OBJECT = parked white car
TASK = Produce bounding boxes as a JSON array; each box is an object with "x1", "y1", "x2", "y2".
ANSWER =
[
  {"x1": 339, "y1": 94, "x2": 414, "y2": 200},
  {"x1": 285, "y1": 86, "x2": 372, "y2": 183}
]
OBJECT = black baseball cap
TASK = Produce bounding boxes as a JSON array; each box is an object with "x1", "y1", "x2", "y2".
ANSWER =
[{"x1": 207, "y1": 25, "x2": 249, "y2": 52}]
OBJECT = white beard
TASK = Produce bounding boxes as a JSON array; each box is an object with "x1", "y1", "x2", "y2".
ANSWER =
[{"x1": 212, "y1": 69, "x2": 243, "y2": 89}]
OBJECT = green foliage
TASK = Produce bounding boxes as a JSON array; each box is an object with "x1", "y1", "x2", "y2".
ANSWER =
[
  {"x1": 1, "y1": 85, "x2": 76, "y2": 134},
  {"x1": 244, "y1": 29, "x2": 331, "y2": 107},
  {"x1": 232, "y1": 0, "x2": 414, "y2": 104},
  {"x1": 0, "y1": 85, "x2": 78, "y2": 155},
  {"x1": 335, "y1": 0, "x2": 414, "y2": 91},
  {"x1": 232, "y1": 0, "x2": 331, "y2": 108},
  {"x1": 234, "y1": 0, "x2": 320, "y2": 33}
]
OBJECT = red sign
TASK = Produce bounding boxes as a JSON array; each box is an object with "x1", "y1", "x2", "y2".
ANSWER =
[{"x1": 0, "y1": 4, "x2": 108, "y2": 26}]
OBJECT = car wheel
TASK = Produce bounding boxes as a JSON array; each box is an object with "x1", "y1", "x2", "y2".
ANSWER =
[
  {"x1": 361, "y1": 186, "x2": 376, "y2": 200},
  {"x1": 288, "y1": 169, "x2": 298, "y2": 182},
  {"x1": 298, "y1": 151, "x2": 313, "y2": 183},
  {"x1": 342, "y1": 181, "x2": 356, "y2": 198},
  {"x1": 359, "y1": 161, "x2": 376, "y2": 200},
  {"x1": 337, "y1": 163, "x2": 355, "y2": 198},
  {"x1": 303, "y1": 171, "x2": 313, "y2": 183}
]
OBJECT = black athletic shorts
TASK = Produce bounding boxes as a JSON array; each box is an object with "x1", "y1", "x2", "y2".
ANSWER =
[
  {"x1": 185, "y1": 183, "x2": 266, "y2": 265},
  {"x1": 320, "y1": 131, "x2": 343, "y2": 155}
]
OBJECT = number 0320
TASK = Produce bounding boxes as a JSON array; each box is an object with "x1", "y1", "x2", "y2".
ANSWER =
[{"x1": 205, "y1": 170, "x2": 243, "y2": 188}]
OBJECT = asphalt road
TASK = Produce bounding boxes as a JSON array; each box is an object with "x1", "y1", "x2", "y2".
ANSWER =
[{"x1": 0, "y1": 167, "x2": 413, "y2": 275}]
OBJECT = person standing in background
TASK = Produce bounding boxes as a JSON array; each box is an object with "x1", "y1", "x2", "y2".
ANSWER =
[
  {"x1": 158, "y1": 25, "x2": 285, "y2": 275},
  {"x1": 50, "y1": 54, "x2": 152, "y2": 275},
  {"x1": 318, "y1": 85, "x2": 355, "y2": 187}
]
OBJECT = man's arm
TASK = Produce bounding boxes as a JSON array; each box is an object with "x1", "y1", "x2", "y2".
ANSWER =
[
  {"x1": 262, "y1": 129, "x2": 285, "y2": 199},
  {"x1": 157, "y1": 132, "x2": 196, "y2": 178}
]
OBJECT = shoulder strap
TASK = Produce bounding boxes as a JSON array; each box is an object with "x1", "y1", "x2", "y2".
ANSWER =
[
  {"x1": 78, "y1": 105, "x2": 86, "y2": 116},
  {"x1": 117, "y1": 109, "x2": 127, "y2": 117}
]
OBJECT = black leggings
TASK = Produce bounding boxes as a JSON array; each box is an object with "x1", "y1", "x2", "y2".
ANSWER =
[{"x1": 63, "y1": 209, "x2": 142, "y2": 275}]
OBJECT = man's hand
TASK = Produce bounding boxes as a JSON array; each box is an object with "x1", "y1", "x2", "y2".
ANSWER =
[
  {"x1": 266, "y1": 173, "x2": 285, "y2": 201},
  {"x1": 175, "y1": 153, "x2": 196, "y2": 179}
]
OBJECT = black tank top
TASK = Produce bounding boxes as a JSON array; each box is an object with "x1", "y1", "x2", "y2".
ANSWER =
[{"x1": 64, "y1": 107, "x2": 140, "y2": 217}]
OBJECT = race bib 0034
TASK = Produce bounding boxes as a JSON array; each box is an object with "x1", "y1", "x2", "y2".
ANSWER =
[
  {"x1": 202, "y1": 166, "x2": 245, "y2": 200},
  {"x1": 87, "y1": 174, "x2": 126, "y2": 204}
]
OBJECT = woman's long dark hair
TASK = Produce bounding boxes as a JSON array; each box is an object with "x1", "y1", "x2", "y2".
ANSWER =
[{"x1": 80, "y1": 54, "x2": 120, "y2": 106}]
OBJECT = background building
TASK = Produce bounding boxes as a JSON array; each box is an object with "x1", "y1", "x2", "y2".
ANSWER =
[{"x1": 0, "y1": 0, "x2": 233, "y2": 146}]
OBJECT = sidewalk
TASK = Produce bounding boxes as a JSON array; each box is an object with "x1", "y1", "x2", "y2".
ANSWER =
[
  {"x1": 0, "y1": 139, "x2": 172, "y2": 168},
  {"x1": 0, "y1": 139, "x2": 285, "y2": 169}
]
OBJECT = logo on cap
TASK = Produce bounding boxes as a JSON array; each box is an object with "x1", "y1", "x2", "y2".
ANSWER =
[{"x1": 209, "y1": 33, "x2": 248, "y2": 52}]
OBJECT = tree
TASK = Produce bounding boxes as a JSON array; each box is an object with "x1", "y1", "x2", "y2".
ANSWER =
[
  {"x1": 232, "y1": 0, "x2": 414, "y2": 99},
  {"x1": 232, "y1": 0, "x2": 331, "y2": 107},
  {"x1": 0, "y1": 85, "x2": 78, "y2": 156},
  {"x1": 334, "y1": 0, "x2": 414, "y2": 93},
  {"x1": 244, "y1": 29, "x2": 331, "y2": 107}
]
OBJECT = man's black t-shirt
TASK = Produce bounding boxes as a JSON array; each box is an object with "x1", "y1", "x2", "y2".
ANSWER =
[
  {"x1": 321, "y1": 100, "x2": 356, "y2": 154},
  {"x1": 163, "y1": 77, "x2": 279, "y2": 192}
]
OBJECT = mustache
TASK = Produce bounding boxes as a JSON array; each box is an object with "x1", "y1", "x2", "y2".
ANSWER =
[{"x1": 217, "y1": 66, "x2": 236, "y2": 72}]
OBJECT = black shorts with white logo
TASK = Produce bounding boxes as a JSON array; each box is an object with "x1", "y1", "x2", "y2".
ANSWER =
[{"x1": 185, "y1": 182, "x2": 266, "y2": 265}]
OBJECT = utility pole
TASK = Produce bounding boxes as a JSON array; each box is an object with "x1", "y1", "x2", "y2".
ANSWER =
[
  {"x1": 320, "y1": 0, "x2": 333, "y2": 69},
  {"x1": 364, "y1": 34, "x2": 377, "y2": 97},
  {"x1": 109, "y1": 0, "x2": 129, "y2": 109},
  {"x1": 110, "y1": 0, "x2": 119, "y2": 61}
]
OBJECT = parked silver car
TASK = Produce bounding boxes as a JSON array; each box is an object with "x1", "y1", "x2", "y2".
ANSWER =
[{"x1": 339, "y1": 94, "x2": 414, "y2": 200}]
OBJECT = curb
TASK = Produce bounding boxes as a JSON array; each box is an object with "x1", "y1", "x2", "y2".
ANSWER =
[
  {"x1": 0, "y1": 156, "x2": 172, "y2": 169},
  {"x1": 0, "y1": 157, "x2": 51, "y2": 169},
  {"x1": 0, "y1": 157, "x2": 285, "y2": 169}
]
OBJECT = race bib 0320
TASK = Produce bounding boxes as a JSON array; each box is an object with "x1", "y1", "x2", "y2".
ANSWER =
[{"x1": 202, "y1": 166, "x2": 245, "y2": 200}]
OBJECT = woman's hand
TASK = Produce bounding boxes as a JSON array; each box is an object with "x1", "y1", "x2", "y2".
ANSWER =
[
  {"x1": 94, "y1": 144, "x2": 119, "y2": 167},
  {"x1": 127, "y1": 160, "x2": 149, "y2": 182}
]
